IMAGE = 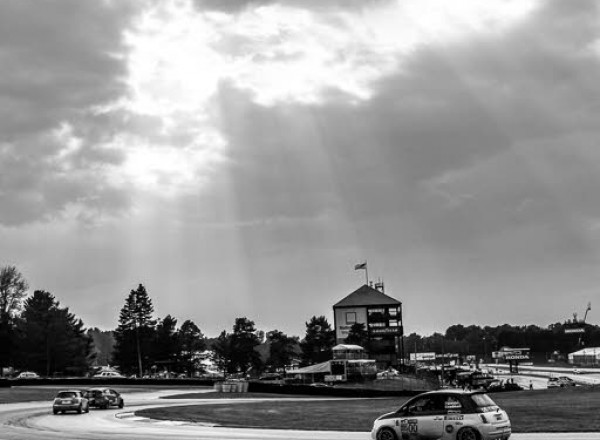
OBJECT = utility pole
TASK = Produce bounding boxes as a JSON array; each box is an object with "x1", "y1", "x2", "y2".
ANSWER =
[{"x1": 133, "y1": 294, "x2": 143, "y2": 378}]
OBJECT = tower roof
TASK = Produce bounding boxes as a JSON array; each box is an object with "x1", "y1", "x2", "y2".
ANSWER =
[{"x1": 333, "y1": 284, "x2": 401, "y2": 308}]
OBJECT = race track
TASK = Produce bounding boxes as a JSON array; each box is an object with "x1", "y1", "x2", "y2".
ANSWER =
[{"x1": 1, "y1": 388, "x2": 599, "y2": 440}]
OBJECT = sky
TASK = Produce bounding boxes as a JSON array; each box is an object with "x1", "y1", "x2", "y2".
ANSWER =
[{"x1": 1, "y1": 0, "x2": 600, "y2": 338}]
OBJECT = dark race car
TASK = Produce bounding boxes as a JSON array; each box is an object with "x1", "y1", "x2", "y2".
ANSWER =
[{"x1": 84, "y1": 387, "x2": 124, "y2": 409}]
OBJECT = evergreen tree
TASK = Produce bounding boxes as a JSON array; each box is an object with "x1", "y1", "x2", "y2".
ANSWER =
[
  {"x1": 113, "y1": 284, "x2": 156, "y2": 376},
  {"x1": 300, "y1": 315, "x2": 335, "y2": 365},
  {"x1": 15, "y1": 290, "x2": 93, "y2": 376}
]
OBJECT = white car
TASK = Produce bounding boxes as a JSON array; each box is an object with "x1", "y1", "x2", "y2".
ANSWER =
[
  {"x1": 371, "y1": 390, "x2": 511, "y2": 440},
  {"x1": 547, "y1": 376, "x2": 575, "y2": 388},
  {"x1": 93, "y1": 371, "x2": 125, "y2": 379},
  {"x1": 16, "y1": 371, "x2": 40, "y2": 379}
]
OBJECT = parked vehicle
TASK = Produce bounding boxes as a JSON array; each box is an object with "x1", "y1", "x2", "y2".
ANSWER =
[
  {"x1": 557, "y1": 376, "x2": 576, "y2": 387},
  {"x1": 16, "y1": 371, "x2": 40, "y2": 379},
  {"x1": 371, "y1": 389, "x2": 511, "y2": 440},
  {"x1": 547, "y1": 376, "x2": 576, "y2": 388},
  {"x1": 93, "y1": 371, "x2": 125, "y2": 379},
  {"x1": 84, "y1": 388, "x2": 124, "y2": 409},
  {"x1": 52, "y1": 390, "x2": 89, "y2": 415}
]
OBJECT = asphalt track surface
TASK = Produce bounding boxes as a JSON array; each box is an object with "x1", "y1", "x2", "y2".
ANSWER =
[{"x1": 1, "y1": 388, "x2": 599, "y2": 440}]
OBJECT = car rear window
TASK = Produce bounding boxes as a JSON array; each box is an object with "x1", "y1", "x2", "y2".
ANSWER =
[
  {"x1": 470, "y1": 393, "x2": 498, "y2": 411},
  {"x1": 57, "y1": 392, "x2": 77, "y2": 398}
]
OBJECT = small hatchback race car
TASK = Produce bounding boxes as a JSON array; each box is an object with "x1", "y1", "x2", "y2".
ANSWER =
[
  {"x1": 52, "y1": 390, "x2": 89, "y2": 415},
  {"x1": 372, "y1": 389, "x2": 511, "y2": 440},
  {"x1": 547, "y1": 376, "x2": 576, "y2": 388},
  {"x1": 84, "y1": 387, "x2": 124, "y2": 409}
]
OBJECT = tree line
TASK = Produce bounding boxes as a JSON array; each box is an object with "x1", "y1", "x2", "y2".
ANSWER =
[
  {"x1": 2, "y1": 264, "x2": 600, "y2": 376},
  {"x1": 0, "y1": 266, "x2": 339, "y2": 377}
]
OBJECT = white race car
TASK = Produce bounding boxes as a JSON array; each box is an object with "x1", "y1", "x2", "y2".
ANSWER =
[{"x1": 371, "y1": 389, "x2": 511, "y2": 440}]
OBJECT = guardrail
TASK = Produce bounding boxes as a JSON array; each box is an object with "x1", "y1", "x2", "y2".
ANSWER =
[{"x1": 0, "y1": 377, "x2": 217, "y2": 387}]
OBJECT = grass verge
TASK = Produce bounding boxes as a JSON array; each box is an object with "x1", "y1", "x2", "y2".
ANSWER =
[{"x1": 0, "y1": 384, "x2": 201, "y2": 404}]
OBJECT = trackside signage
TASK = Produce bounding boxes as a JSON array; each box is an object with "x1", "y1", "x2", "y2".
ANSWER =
[
  {"x1": 504, "y1": 355, "x2": 530, "y2": 360},
  {"x1": 565, "y1": 328, "x2": 585, "y2": 334},
  {"x1": 493, "y1": 347, "x2": 531, "y2": 361}
]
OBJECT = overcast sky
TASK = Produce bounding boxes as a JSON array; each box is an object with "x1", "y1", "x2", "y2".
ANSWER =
[{"x1": 1, "y1": 0, "x2": 600, "y2": 338}]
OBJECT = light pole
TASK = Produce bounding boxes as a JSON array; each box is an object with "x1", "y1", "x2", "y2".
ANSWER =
[
  {"x1": 483, "y1": 337, "x2": 487, "y2": 365},
  {"x1": 440, "y1": 336, "x2": 445, "y2": 387}
]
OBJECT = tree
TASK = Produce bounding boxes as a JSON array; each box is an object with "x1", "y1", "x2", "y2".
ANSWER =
[
  {"x1": 300, "y1": 316, "x2": 335, "y2": 365},
  {"x1": 0, "y1": 266, "x2": 28, "y2": 372},
  {"x1": 230, "y1": 317, "x2": 262, "y2": 374},
  {"x1": 212, "y1": 318, "x2": 262, "y2": 375},
  {"x1": 212, "y1": 330, "x2": 233, "y2": 373},
  {"x1": 0, "y1": 266, "x2": 28, "y2": 323},
  {"x1": 266, "y1": 330, "x2": 299, "y2": 372},
  {"x1": 344, "y1": 323, "x2": 369, "y2": 348},
  {"x1": 154, "y1": 315, "x2": 178, "y2": 373},
  {"x1": 113, "y1": 284, "x2": 156, "y2": 376},
  {"x1": 15, "y1": 290, "x2": 93, "y2": 376},
  {"x1": 178, "y1": 320, "x2": 206, "y2": 375}
]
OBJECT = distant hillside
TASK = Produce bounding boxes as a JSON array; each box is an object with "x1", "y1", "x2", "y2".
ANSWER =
[{"x1": 87, "y1": 328, "x2": 115, "y2": 366}]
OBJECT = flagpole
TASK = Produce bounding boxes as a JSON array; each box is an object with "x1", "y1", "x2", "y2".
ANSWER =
[{"x1": 365, "y1": 261, "x2": 368, "y2": 285}]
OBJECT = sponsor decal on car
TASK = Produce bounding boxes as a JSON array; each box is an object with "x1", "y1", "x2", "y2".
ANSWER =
[{"x1": 444, "y1": 414, "x2": 464, "y2": 421}]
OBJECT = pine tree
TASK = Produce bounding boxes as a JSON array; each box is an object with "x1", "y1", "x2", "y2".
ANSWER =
[
  {"x1": 113, "y1": 284, "x2": 156, "y2": 376},
  {"x1": 15, "y1": 290, "x2": 93, "y2": 376}
]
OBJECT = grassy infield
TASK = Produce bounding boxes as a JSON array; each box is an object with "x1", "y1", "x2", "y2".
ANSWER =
[
  {"x1": 140, "y1": 386, "x2": 600, "y2": 433},
  {"x1": 2, "y1": 385, "x2": 598, "y2": 433}
]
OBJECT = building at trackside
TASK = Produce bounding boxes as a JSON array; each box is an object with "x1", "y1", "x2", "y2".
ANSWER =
[
  {"x1": 568, "y1": 347, "x2": 600, "y2": 366},
  {"x1": 333, "y1": 283, "x2": 404, "y2": 368}
]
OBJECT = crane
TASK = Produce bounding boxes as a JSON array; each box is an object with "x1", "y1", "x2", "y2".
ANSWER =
[{"x1": 578, "y1": 302, "x2": 592, "y2": 347}]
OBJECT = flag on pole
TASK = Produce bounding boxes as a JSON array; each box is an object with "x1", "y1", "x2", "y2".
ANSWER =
[{"x1": 354, "y1": 262, "x2": 367, "y2": 270}]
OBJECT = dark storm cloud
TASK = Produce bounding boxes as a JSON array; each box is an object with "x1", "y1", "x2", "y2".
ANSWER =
[
  {"x1": 0, "y1": 1, "x2": 136, "y2": 226},
  {"x1": 207, "y1": 0, "x2": 600, "y2": 267},
  {"x1": 0, "y1": 1, "x2": 134, "y2": 138}
]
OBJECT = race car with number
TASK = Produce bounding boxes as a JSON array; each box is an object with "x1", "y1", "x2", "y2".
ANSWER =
[{"x1": 371, "y1": 389, "x2": 511, "y2": 440}]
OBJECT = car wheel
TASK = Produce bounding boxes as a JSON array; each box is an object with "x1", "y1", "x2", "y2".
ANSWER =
[
  {"x1": 457, "y1": 427, "x2": 480, "y2": 440},
  {"x1": 376, "y1": 427, "x2": 398, "y2": 440},
  {"x1": 118, "y1": 400, "x2": 124, "y2": 409},
  {"x1": 85, "y1": 404, "x2": 89, "y2": 413},
  {"x1": 77, "y1": 405, "x2": 82, "y2": 414},
  {"x1": 53, "y1": 409, "x2": 58, "y2": 415}
]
